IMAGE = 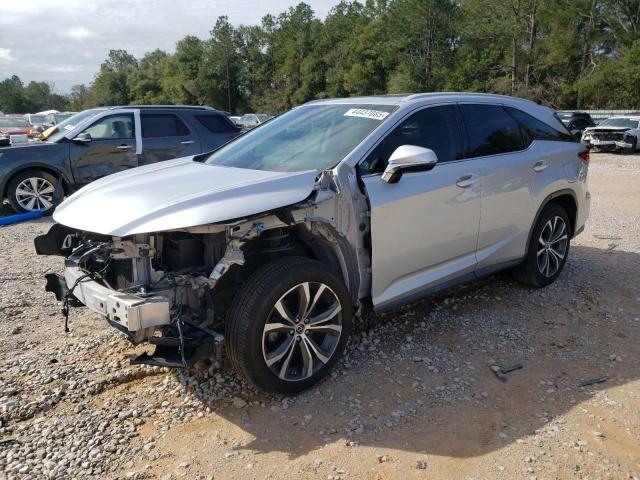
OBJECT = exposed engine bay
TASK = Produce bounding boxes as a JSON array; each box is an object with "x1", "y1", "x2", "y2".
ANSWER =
[{"x1": 35, "y1": 189, "x2": 367, "y2": 369}]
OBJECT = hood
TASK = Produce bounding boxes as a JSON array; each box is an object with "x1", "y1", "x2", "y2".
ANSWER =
[
  {"x1": 584, "y1": 126, "x2": 631, "y2": 133},
  {"x1": 53, "y1": 157, "x2": 318, "y2": 236},
  {"x1": 0, "y1": 140, "x2": 58, "y2": 153}
]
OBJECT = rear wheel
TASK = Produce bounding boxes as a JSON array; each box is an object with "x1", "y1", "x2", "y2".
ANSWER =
[
  {"x1": 226, "y1": 257, "x2": 352, "y2": 394},
  {"x1": 514, "y1": 204, "x2": 571, "y2": 288},
  {"x1": 7, "y1": 170, "x2": 63, "y2": 214}
]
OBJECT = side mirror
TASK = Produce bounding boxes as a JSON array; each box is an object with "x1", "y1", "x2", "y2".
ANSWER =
[
  {"x1": 73, "y1": 132, "x2": 92, "y2": 144},
  {"x1": 382, "y1": 145, "x2": 438, "y2": 183}
]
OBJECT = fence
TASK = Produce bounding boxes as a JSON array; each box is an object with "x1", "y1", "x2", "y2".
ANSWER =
[{"x1": 560, "y1": 109, "x2": 639, "y2": 121}]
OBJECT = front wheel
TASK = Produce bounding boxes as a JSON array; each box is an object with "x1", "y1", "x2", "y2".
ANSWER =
[
  {"x1": 226, "y1": 257, "x2": 352, "y2": 394},
  {"x1": 514, "y1": 204, "x2": 571, "y2": 288}
]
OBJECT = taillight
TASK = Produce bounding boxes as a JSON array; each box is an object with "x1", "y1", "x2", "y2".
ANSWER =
[{"x1": 579, "y1": 149, "x2": 589, "y2": 164}]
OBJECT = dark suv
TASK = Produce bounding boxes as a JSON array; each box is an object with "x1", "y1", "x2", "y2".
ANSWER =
[
  {"x1": 556, "y1": 111, "x2": 595, "y2": 139},
  {"x1": 0, "y1": 105, "x2": 240, "y2": 213}
]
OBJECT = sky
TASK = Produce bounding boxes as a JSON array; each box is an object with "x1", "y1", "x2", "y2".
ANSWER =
[{"x1": 0, "y1": 0, "x2": 337, "y2": 93}]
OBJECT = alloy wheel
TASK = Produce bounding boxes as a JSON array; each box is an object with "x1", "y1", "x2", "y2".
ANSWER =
[
  {"x1": 537, "y1": 216, "x2": 568, "y2": 277},
  {"x1": 15, "y1": 177, "x2": 55, "y2": 211},
  {"x1": 262, "y1": 282, "x2": 343, "y2": 382}
]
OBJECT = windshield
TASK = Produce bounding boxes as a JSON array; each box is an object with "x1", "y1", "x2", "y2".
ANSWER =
[
  {"x1": 0, "y1": 118, "x2": 29, "y2": 128},
  {"x1": 45, "y1": 109, "x2": 105, "y2": 142},
  {"x1": 599, "y1": 117, "x2": 639, "y2": 128},
  {"x1": 205, "y1": 104, "x2": 397, "y2": 172},
  {"x1": 55, "y1": 113, "x2": 73, "y2": 123},
  {"x1": 28, "y1": 115, "x2": 46, "y2": 124}
]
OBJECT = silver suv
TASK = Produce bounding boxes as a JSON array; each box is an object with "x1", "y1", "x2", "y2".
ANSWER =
[{"x1": 36, "y1": 93, "x2": 590, "y2": 393}]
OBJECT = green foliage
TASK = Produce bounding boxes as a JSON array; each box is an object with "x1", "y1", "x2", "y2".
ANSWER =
[
  {"x1": 0, "y1": 76, "x2": 69, "y2": 113},
  {"x1": 576, "y1": 40, "x2": 640, "y2": 108},
  {"x1": 89, "y1": 49, "x2": 138, "y2": 106},
  {"x1": 2, "y1": 0, "x2": 640, "y2": 114}
]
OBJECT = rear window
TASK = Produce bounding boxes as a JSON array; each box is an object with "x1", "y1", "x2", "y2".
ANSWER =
[
  {"x1": 506, "y1": 107, "x2": 575, "y2": 143},
  {"x1": 196, "y1": 114, "x2": 238, "y2": 134},
  {"x1": 460, "y1": 104, "x2": 524, "y2": 157},
  {"x1": 141, "y1": 114, "x2": 190, "y2": 138}
]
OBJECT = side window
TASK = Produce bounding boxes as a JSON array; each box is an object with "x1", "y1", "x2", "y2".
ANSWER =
[
  {"x1": 83, "y1": 114, "x2": 134, "y2": 140},
  {"x1": 460, "y1": 104, "x2": 524, "y2": 157},
  {"x1": 360, "y1": 105, "x2": 464, "y2": 175},
  {"x1": 195, "y1": 114, "x2": 239, "y2": 134},
  {"x1": 141, "y1": 114, "x2": 190, "y2": 138},
  {"x1": 506, "y1": 107, "x2": 575, "y2": 143}
]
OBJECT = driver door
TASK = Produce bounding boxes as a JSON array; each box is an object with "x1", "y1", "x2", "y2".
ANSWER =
[
  {"x1": 360, "y1": 105, "x2": 482, "y2": 309},
  {"x1": 69, "y1": 113, "x2": 138, "y2": 185}
]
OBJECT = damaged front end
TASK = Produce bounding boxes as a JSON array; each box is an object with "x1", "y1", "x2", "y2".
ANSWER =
[
  {"x1": 35, "y1": 185, "x2": 365, "y2": 369},
  {"x1": 36, "y1": 225, "x2": 231, "y2": 367}
]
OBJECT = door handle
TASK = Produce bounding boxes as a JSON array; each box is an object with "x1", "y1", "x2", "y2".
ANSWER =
[
  {"x1": 180, "y1": 140, "x2": 195, "y2": 145},
  {"x1": 116, "y1": 144, "x2": 132, "y2": 150},
  {"x1": 456, "y1": 173, "x2": 478, "y2": 188},
  {"x1": 533, "y1": 161, "x2": 548, "y2": 172}
]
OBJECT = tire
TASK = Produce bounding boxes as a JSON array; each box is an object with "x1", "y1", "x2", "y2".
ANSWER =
[
  {"x1": 624, "y1": 137, "x2": 637, "y2": 154},
  {"x1": 7, "y1": 170, "x2": 64, "y2": 214},
  {"x1": 514, "y1": 204, "x2": 571, "y2": 288},
  {"x1": 226, "y1": 257, "x2": 352, "y2": 394}
]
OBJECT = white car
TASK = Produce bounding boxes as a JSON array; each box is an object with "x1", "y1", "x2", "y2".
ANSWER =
[
  {"x1": 581, "y1": 116, "x2": 640, "y2": 152},
  {"x1": 238, "y1": 113, "x2": 272, "y2": 129}
]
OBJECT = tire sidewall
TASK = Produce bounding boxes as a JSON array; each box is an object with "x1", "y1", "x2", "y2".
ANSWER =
[
  {"x1": 7, "y1": 170, "x2": 62, "y2": 214},
  {"x1": 239, "y1": 260, "x2": 352, "y2": 394},
  {"x1": 525, "y1": 204, "x2": 571, "y2": 287}
]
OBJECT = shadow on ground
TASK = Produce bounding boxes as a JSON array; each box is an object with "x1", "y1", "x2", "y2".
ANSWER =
[{"x1": 179, "y1": 244, "x2": 639, "y2": 460}]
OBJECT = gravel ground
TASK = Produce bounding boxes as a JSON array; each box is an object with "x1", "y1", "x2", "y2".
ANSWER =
[{"x1": 0, "y1": 153, "x2": 639, "y2": 480}]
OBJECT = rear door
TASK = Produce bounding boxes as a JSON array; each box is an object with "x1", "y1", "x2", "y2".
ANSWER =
[
  {"x1": 459, "y1": 103, "x2": 541, "y2": 271},
  {"x1": 361, "y1": 104, "x2": 481, "y2": 309},
  {"x1": 69, "y1": 113, "x2": 137, "y2": 185},
  {"x1": 192, "y1": 112, "x2": 240, "y2": 151},
  {"x1": 138, "y1": 112, "x2": 200, "y2": 166}
]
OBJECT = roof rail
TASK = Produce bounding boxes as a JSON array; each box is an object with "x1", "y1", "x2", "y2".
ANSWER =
[
  {"x1": 403, "y1": 92, "x2": 538, "y2": 104},
  {"x1": 109, "y1": 105, "x2": 216, "y2": 111}
]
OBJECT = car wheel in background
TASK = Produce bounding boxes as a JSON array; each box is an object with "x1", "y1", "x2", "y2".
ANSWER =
[
  {"x1": 514, "y1": 204, "x2": 571, "y2": 288},
  {"x1": 226, "y1": 257, "x2": 352, "y2": 394},
  {"x1": 7, "y1": 170, "x2": 64, "y2": 214}
]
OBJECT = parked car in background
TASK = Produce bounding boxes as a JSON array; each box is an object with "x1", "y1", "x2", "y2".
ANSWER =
[
  {"x1": 0, "y1": 105, "x2": 240, "y2": 213},
  {"x1": 43, "y1": 111, "x2": 77, "y2": 129},
  {"x1": 36, "y1": 93, "x2": 590, "y2": 393},
  {"x1": 229, "y1": 115, "x2": 242, "y2": 127},
  {"x1": 581, "y1": 115, "x2": 640, "y2": 153},
  {"x1": 238, "y1": 113, "x2": 273, "y2": 130},
  {"x1": 0, "y1": 117, "x2": 33, "y2": 138},
  {"x1": 556, "y1": 111, "x2": 595, "y2": 139},
  {"x1": 24, "y1": 113, "x2": 47, "y2": 137}
]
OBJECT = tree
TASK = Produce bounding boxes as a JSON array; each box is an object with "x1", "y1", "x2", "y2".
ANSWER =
[
  {"x1": 198, "y1": 16, "x2": 244, "y2": 112},
  {"x1": 0, "y1": 76, "x2": 27, "y2": 113},
  {"x1": 128, "y1": 49, "x2": 171, "y2": 104},
  {"x1": 90, "y1": 49, "x2": 137, "y2": 106},
  {"x1": 163, "y1": 36, "x2": 205, "y2": 104},
  {"x1": 69, "y1": 84, "x2": 91, "y2": 111}
]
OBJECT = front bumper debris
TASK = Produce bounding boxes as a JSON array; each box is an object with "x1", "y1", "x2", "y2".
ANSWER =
[
  {"x1": 63, "y1": 262, "x2": 171, "y2": 332},
  {"x1": 615, "y1": 140, "x2": 635, "y2": 149}
]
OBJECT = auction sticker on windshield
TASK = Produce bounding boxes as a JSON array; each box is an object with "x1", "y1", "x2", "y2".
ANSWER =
[{"x1": 344, "y1": 108, "x2": 390, "y2": 120}]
